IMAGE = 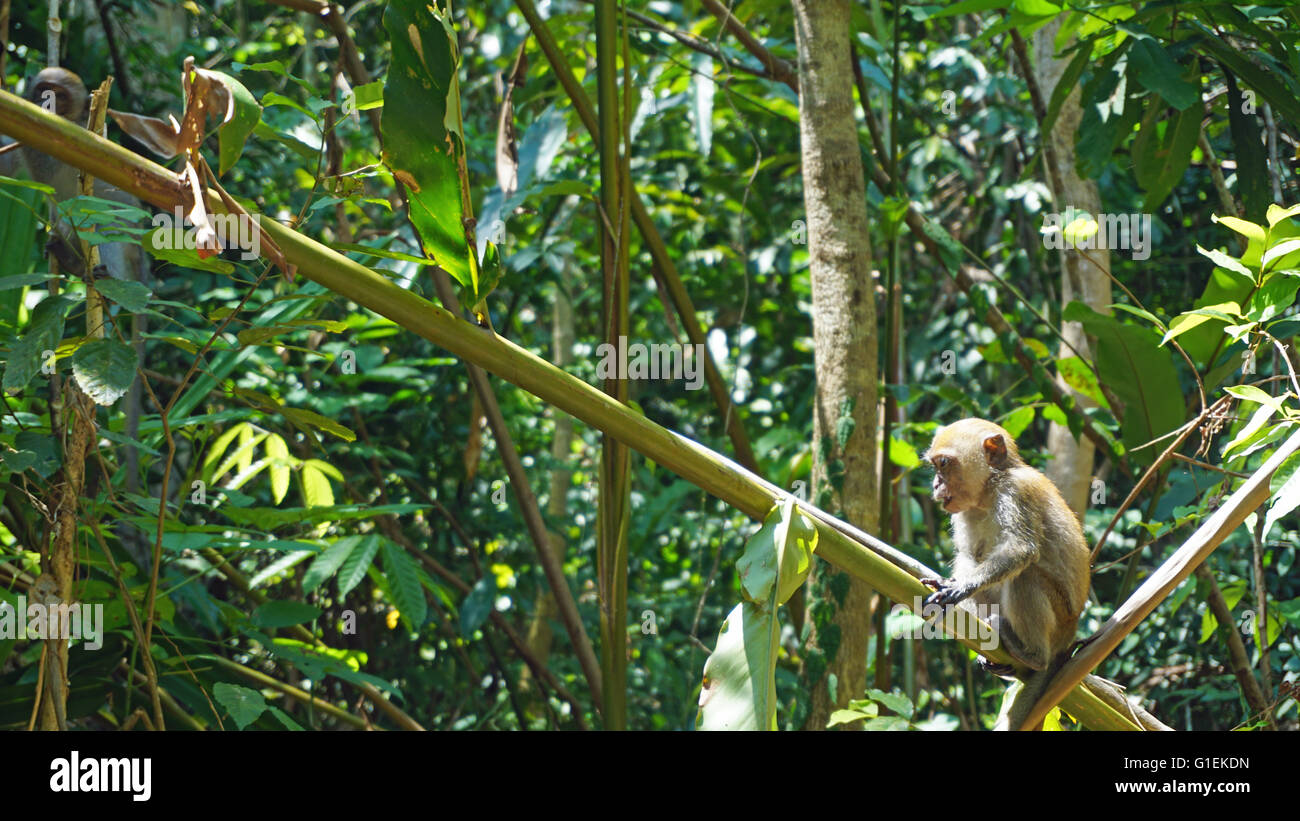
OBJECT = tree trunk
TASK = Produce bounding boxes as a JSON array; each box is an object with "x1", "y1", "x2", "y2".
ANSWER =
[
  {"x1": 1033, "y1": 20, "x2": 1112, "y2": 514},
  {"x1": 791, "y1": 0, "x2": 880, "y2": 730}
]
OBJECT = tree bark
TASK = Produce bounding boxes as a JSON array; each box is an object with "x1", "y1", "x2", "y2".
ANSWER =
[
  {"x1": 792, "y1": 0, "x2": 880, "y2": 730},
  {"x1": 1032, "y1": 21, "x2": 1113, "y2": 514}
]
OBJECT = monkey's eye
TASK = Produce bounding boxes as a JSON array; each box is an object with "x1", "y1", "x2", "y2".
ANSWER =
[{"x1": 935, "y1": 456, "x2": 950, "y2": 470}]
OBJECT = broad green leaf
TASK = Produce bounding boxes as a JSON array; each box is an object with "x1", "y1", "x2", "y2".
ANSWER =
[
  {"x1": 351, "y1": 80, "x2": 385, "y2": 111},
  {"x1": 1142, "y1": 104, "x2": 1201, "y2": 211},
  {"x1": 1001, "y1": 405, "x2": 1035, "y2": 438},
  {"x1": 866, "y1": 687, "x2": 916, "y2": 719},
  {"x1": 213, "y1": 682, "x2": 268, "y2": 730},
  {"x1": 1262, "y1": 239, "x2": 1300, "y2": 273},
  {"x1": 381, "y1": 0, "x2": 473, "y2": 291},
  {"x1": 202, "y1": 70, "x2": 263, "y2": 176},
  {"x1": 1225, "y1": 385, "x2": 1284, "y2": 410},
  {"x1": 737, "y1": 497, "x2": 818, "y2": 606},
  {"x1": 888, "y1": 435, "x2": 920, "y2": 469},
  {"x1": 1249, "y1": 275, "x2": 1300, "y2": 324},
  {"x1": 697, "y1": 602, "x2": 779, "y2": 731},
  {"x1": 92, "y1": 278, "x2": 152, "y2": 312},
  {"x1": 1109, "y1": 303, "x2": 1166, "y2": 331},
  {"x1": 71, "y1": 338, "x2": 139, "y2": 406},
  {"x1": 1222, "y1": 401, "x2": 1279, "y2": 460},
  {"x1": 1267, "y1": 204, "x2": 1300, "y2": 228},
  {"x1": 1056, "y1": 356, "x2": 1107, "y2": 407},
  {"x1": 3, "y1": 295, "x2": 73, "y2": 393},
  {"x1": 1161, "y1": 302, "x2": 1242, "y2": 346},
  {"x1": 1195, "y1": 245, "x2": 1254, "y2": 281},
  {"x1": 1212, "y1": 215, "x2": 1266, "y2": 244},
  {"x1": 1065, "y1": 303, "x2": 1183, "y2": 462},
  {"x1": 300, "y1": 460, "x2": 337, "y2": 508},
  {"x1": 1127, "y1": 38, "x2": 1199, "y2": 110}
]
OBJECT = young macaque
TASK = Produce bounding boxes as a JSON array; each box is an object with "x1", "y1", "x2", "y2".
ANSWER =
[
  {"x1": 8, "y1": 67, "x2": 152, "y2": 567},
  {"x1": 16, "y1": 67, "x2": 149, "y2": 282},
  {"x1": 922, "y1": 418, "x2": 1091, "y2": 701}
]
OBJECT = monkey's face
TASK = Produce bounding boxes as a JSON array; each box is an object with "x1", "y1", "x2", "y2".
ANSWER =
[
  {"x1": 28, "y1": 68, "x2": 89, "y2": 123},
  {"x1": 929, "y1": 453, "x2": 963, "y2": 512},
  {"x1": 926, "y1": 449, "x2": 991, "y2": 513}
]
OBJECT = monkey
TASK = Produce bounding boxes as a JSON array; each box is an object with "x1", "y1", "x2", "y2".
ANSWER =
[
  {"x1": 921, "y1": 417, "x2": 1091, "y2": 729},
  {"x1": 6, "y1": 67, "x2": 153, "y2": 569},
  {"x1": 16, "y1": 67, "x2": 150, "y2": 284}
]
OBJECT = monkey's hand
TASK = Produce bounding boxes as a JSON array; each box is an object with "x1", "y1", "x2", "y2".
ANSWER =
[
  {"x1": 977, "y1": 657, "x2": 1017, "y2": 678},
  {"x1": 921, "y1": 578, "x2": 973, "y2": 607}
]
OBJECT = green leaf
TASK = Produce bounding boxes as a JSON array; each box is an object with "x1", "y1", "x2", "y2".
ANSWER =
[
  {"x1": 888, "y1": 435, "x2": 920, "y2": 469},
  {"x1": 1262, "y1": 239, "x2": 1300, "y2": 273},
  {"x1": 827, "y1": 707, "x2": 876, "y2": 728},
  {"x1": 303, "y1": 535, "x2": 362, "y2": 593},
  {"x1": 1000, "y1": 406, "x2": 1035, "y2": 439},
  {"x1": 251, "y1": 600, "x2": 322, "y2": 628},
  {"x1": 1056, "y1": 356, "x2": 1107, "y2": 407},
  {"x1": 351, "y1": 80, "x2": 385, "y2": 111},
  {"x1": 1225, "y1": 385, "x2": 1284, "y2": 410},
  {"x1": 265, "y1": 433, "x2": 291, "y2": 504},
  {"x1": 1043, "y1": 39, "x2": 1093, "y2": 133},
  {"x1": 866, "y1": 687, "x2": 915, "y2": 718},
  {"x1": 248, "y1": 549, "x2": 316, "y2": 589},
  {"x1": 1065, "y1": 303, "x2": 1183, "y2": 463},
  {"x1": 3, "y1": 295, "x2": 73, "y2": 393},
  {"x1": 280, "y1": 406, "x2": 356, "y2": 442},
  {"x1": 737, "y1": 497, "x2": 818, "y2": 606},
  {"x1": 382, "y1": 541, "x2": 428, "y2": 629},
  {"x1": 337, "y1": 535, "x2": 380, "y2": 598},
  {"x1": 1249, "y1": 275, "x2": 1300, "y2": 324},
  {"x1": 1141, "y1": 104, "x2": 1201, "y2": 211},
  {"x1": 1224, "y1": 71, "x2": 1270, "y2": 224},
  {"x1": 697, "y1": 601, "x2": 780, "y2": 731},
  {"x1": 1266, "y1": 204, "x2": 1300, "y2": 228},
  {"x1": 92, "y1": 278, "x2": 152, "y2": 312},
  {"x1": 1263, "y1": 453, "x2": 1300, "y2": 540},
  {"x1": 381, "y1": 0, "x2": 473, "y2": 291},
  {"x1": 1110, "y1": 303, "x2": 1166, "y2": 331},
  {"x1": 1212, "y1": 215, "x2": 1267, "y2": 244},
  {"x1": 1127, "y1": 39, "x2": 1199, "y2": 110},
  {"x1": 1195, "y1": 244, "x2": 1254, "y2": 281},
  {"x1": 300, "y1": 460, "x2": 336, "y2": 508},
  {"x1": 267, "y1": 706, "x2": 303, "y2": 730},
  {"x1": 202, "y1": 70, "x2": 262, "y2": 176},
  {"x1": 213, "y1": 682, "x2": 268, "y2": 730},
  {"x1": 71, "y1": 338, "x2": 139, "y2": 406}
]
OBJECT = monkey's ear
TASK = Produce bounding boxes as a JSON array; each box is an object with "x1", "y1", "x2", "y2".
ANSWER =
[{"x1": 981, "y1": 434, "x2": 1007, "y2": 466}]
